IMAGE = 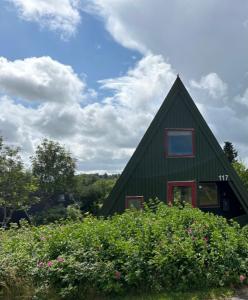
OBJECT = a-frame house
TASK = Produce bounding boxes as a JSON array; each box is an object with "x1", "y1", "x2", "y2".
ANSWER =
[{"x1": 102, "y1": 76, "x2": 248, "y2": 221}]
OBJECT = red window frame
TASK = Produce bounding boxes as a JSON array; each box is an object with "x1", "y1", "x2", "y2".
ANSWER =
[
  {"x1": 167, "y1": 181, "x2": 196, "y2": 207},
  {"x1": 125, "y1": 196, "x2": 144, "y2": 209},
  {"x1": 165, "y1": 128, "x2": 195, "y2": 158}
]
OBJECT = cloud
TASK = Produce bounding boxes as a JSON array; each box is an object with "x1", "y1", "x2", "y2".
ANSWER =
[
  {"x1": 100, "y1": 54, "x2": 175, "y2": 109},
  {"x1": 0, "y1": 96, "x2": 35, "y2": 153},
  {"x1": 235, "y1": 88, "x2": 248, "y2": 107},
  {"x1": 86, "y1": 0, "x2": 248, "y2": 88},
  {"x1": 67, "y1": 54, "x2": 176, "y2": 171},
  {"x1": 7, "y1": 0, "x2": 81, "y2": 39},
  {"x1": 0, "y1": 56, "x2": 85, "y2": 103},
  {"x1": 190, "y1": 73, "x2": 228, "y2": 99},
  {"x1": 1, "y1": 53, "x2": 248, "y2": 172},
  {"x1": 84, "y1": 0, "x2": 148, "y2": 53},
  {"x1": 0, "y1": 54, "x2": 176, "y2": 172},
  {"x1": 188, "y1": 74, "x2": 248, "y2": 164}
]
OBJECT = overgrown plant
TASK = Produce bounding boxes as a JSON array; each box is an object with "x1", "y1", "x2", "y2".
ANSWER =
[{"x1": 0, "y1": 202, "x2": 248, "y2": 299}]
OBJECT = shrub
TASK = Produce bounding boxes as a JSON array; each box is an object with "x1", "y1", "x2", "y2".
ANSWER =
[{"x1": 0, "y1": 202, "x2": 248, "y2": 299}]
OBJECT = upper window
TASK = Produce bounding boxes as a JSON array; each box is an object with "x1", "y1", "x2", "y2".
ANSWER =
[
  {"x1": 198, "y1": 182, "x2": 219, "y2": 207},
  {"x1": 125, "y1": 196, "x2": 144, "y2": 210},
  {"x1": 165, "y1": 129, "x2": 195, "y2": 157}
]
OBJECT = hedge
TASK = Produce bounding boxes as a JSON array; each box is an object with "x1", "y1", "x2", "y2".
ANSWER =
[{"x1": 0, "y1": 202, "x2": 248, "y2": 299}]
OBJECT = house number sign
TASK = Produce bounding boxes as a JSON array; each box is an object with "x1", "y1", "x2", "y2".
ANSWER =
[{"x1": 218, "y1": 175, "x2": 229, "y2": 181}]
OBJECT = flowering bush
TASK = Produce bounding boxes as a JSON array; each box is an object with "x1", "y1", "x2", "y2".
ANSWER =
[{"x1": 0, "y1": 202, "x2": 248, "y2": 299}]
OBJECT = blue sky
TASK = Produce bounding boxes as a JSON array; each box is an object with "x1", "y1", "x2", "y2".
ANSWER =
[
  {"x1": 0, "y1": 0, "x2": 248, "y2": 173},
  {"x1": 0, "y1": 3, "x2": 141, "y2": 91}
]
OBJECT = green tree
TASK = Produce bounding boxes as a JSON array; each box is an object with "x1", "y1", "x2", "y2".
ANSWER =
[
  {"x1": 31, "y1": 139, "x2": 76, "y2": 206},
  {"x1": 233, "y1": 160, "x2": 248, "y2": 190},
  {"x1": 75, "y1": 174, "x2": 117, "y2": 214},
  {"x1": 0, "y1": 137, "x2": 38, "y2": 227},
  {"x1": 223, "y1": 141, "x2": 238, "y2": 163}
]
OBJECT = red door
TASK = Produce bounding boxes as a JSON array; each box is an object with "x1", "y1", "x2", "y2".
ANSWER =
[{"x1": 167, "y1": 181, "x2": 196, "y2": 207}]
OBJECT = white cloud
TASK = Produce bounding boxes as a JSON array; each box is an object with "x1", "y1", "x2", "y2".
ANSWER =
[
  {"x1": 0, "y1": 96, "x2": 35, "y2": 152},
  {"x1": 7, "y1": 0, "x2": 81, "y2": 39},
  {"x1": 190, "y1": 73, "x2": 228, "y2": 99},
  {"x1": 0, "y1": 54, "x2": 176, "y2": 172},
  {"x1": 0, "y1": 56, "x2": 85, "y2": 103},
  {"x1": 84, "y1": 0, "x2": 148, "y2": 53},
  {"x1": 100, "y1": 54, "x2": 175, "y2": 110},
  {"x1": 1, "y1": 53, "x2": 248, "y2": 172},
  {"x1": 86, "y1": 0, "x2": 248, "y2": 88},
  {"x1": 67, "y1": 54, "x2": 176, "y2": 171},
  {"x1": 235, "y1": 88, "x2": 248, "y2": 107}
]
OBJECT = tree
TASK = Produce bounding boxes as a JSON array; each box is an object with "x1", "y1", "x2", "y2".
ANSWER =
[
  {"x1": 0, "y1": 137, "x2": 38, "y2": 227},
  {"x1": 233, "y1": 160, "x2": 248, "y2": 190},
  {"x1": 31, "y1": 139, "x2": 76, "y2": 205},
  {"x1": 74, "y1": 174, "x2": 118, "y2": 214},
  {"x1": 223, "y1": 141, "x2": 238, "y2": 163}
]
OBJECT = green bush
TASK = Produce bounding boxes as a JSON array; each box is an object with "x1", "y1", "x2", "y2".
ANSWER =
[{"x1": 0, "y1": 203, "x2": 248, "y2": 299}]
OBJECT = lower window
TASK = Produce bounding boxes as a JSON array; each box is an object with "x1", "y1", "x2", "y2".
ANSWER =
[
  {"x1": 167, "y1": 181, "x2": 196, "y2": 207},
  {"x1": 125, "y1": 196, "x2": 144, "y2": 210},
  {"x1": 198, "y1": 182, "x2": 218, "y2": 207}
]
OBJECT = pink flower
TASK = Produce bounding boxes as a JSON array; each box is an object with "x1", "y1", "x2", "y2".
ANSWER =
[
  {"x1": 204, "y1": 236, "x2": 209, "y2": 242},
  {"x1": 47, "y1": 261, "x2": 53, "y2": 267},
  {"x1": 40, "y1": 236, "x2": 46, "y2": 241},
  {"x1": 57, "y1": 257, "x2": 64, "y2": 263},
  {"x1": 115, "y1": 271, "x2": 121, "y2": 280},
  {"x1": 240, "y1": 275, "x2": 246, "y2": 283},
  {"x1": 37, "y1": 261, "x2": 44, "y2": 268}
]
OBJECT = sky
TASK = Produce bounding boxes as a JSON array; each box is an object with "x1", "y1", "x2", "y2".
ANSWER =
[{"x1": 0, "y1": 0, "x2": 248, "y2": 173}]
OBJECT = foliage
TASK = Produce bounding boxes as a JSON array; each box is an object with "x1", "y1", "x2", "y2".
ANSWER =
[
  {"x1": 0, "y1": 203, "x2": 248, "y2": 299},
  {"x1": 30, "y1": 205, "x2": 68, "y2": 225},
  {"x1": 232, "y1": 161, "x2": 248, "y2": 190},
  {"x1": 104, "y1": 287, "x2": 234, "y2": 300},
  {"x1": 30, "y1": 173, "x2": 117, "y2": 225},
  {"x1": 74, "y1": 174, "x2": 118, "y2": 214},
  {"x1": 66, "y1": 204, "x2": 83, "y2": 221},
  {"x1": 0, "y1": 137, "x2": 39, "y2": 227},
  {"x1": 31, "y1": 139, "x2": 76, "y2": 203},
  {"x1": 31, "y1": 204, "x2": 83, "y2": 226},
  {"x1": 223, "y1": 141, "x2": 238, "y2": 163}
]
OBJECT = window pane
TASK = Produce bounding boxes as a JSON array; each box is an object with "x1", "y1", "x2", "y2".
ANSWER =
[
  {"x1": 198, "y1": 183, "x2": 218, "y2": 206},
  {"x1": 173, "y1": 186, "x2": 192, "y2": 204},
  {"x1": 126, "y1": 197, "x2": 143, "y2": 209},
  {"x1": 167, "y1": 130, "x2": 193, "y2": 156}
]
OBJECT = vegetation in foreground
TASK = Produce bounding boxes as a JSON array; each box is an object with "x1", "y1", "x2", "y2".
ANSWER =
[
  {"x1": 0, "y1": 287, "x2": 234, "y2": 300},
  {"x1": 0, "y1": 202, "x2": 247, "y2": 299}
]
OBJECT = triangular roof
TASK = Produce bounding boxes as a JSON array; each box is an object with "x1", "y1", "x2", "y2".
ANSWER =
[{"x1": 102, "y1": 76, "x2": 248, "y2": 215}]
